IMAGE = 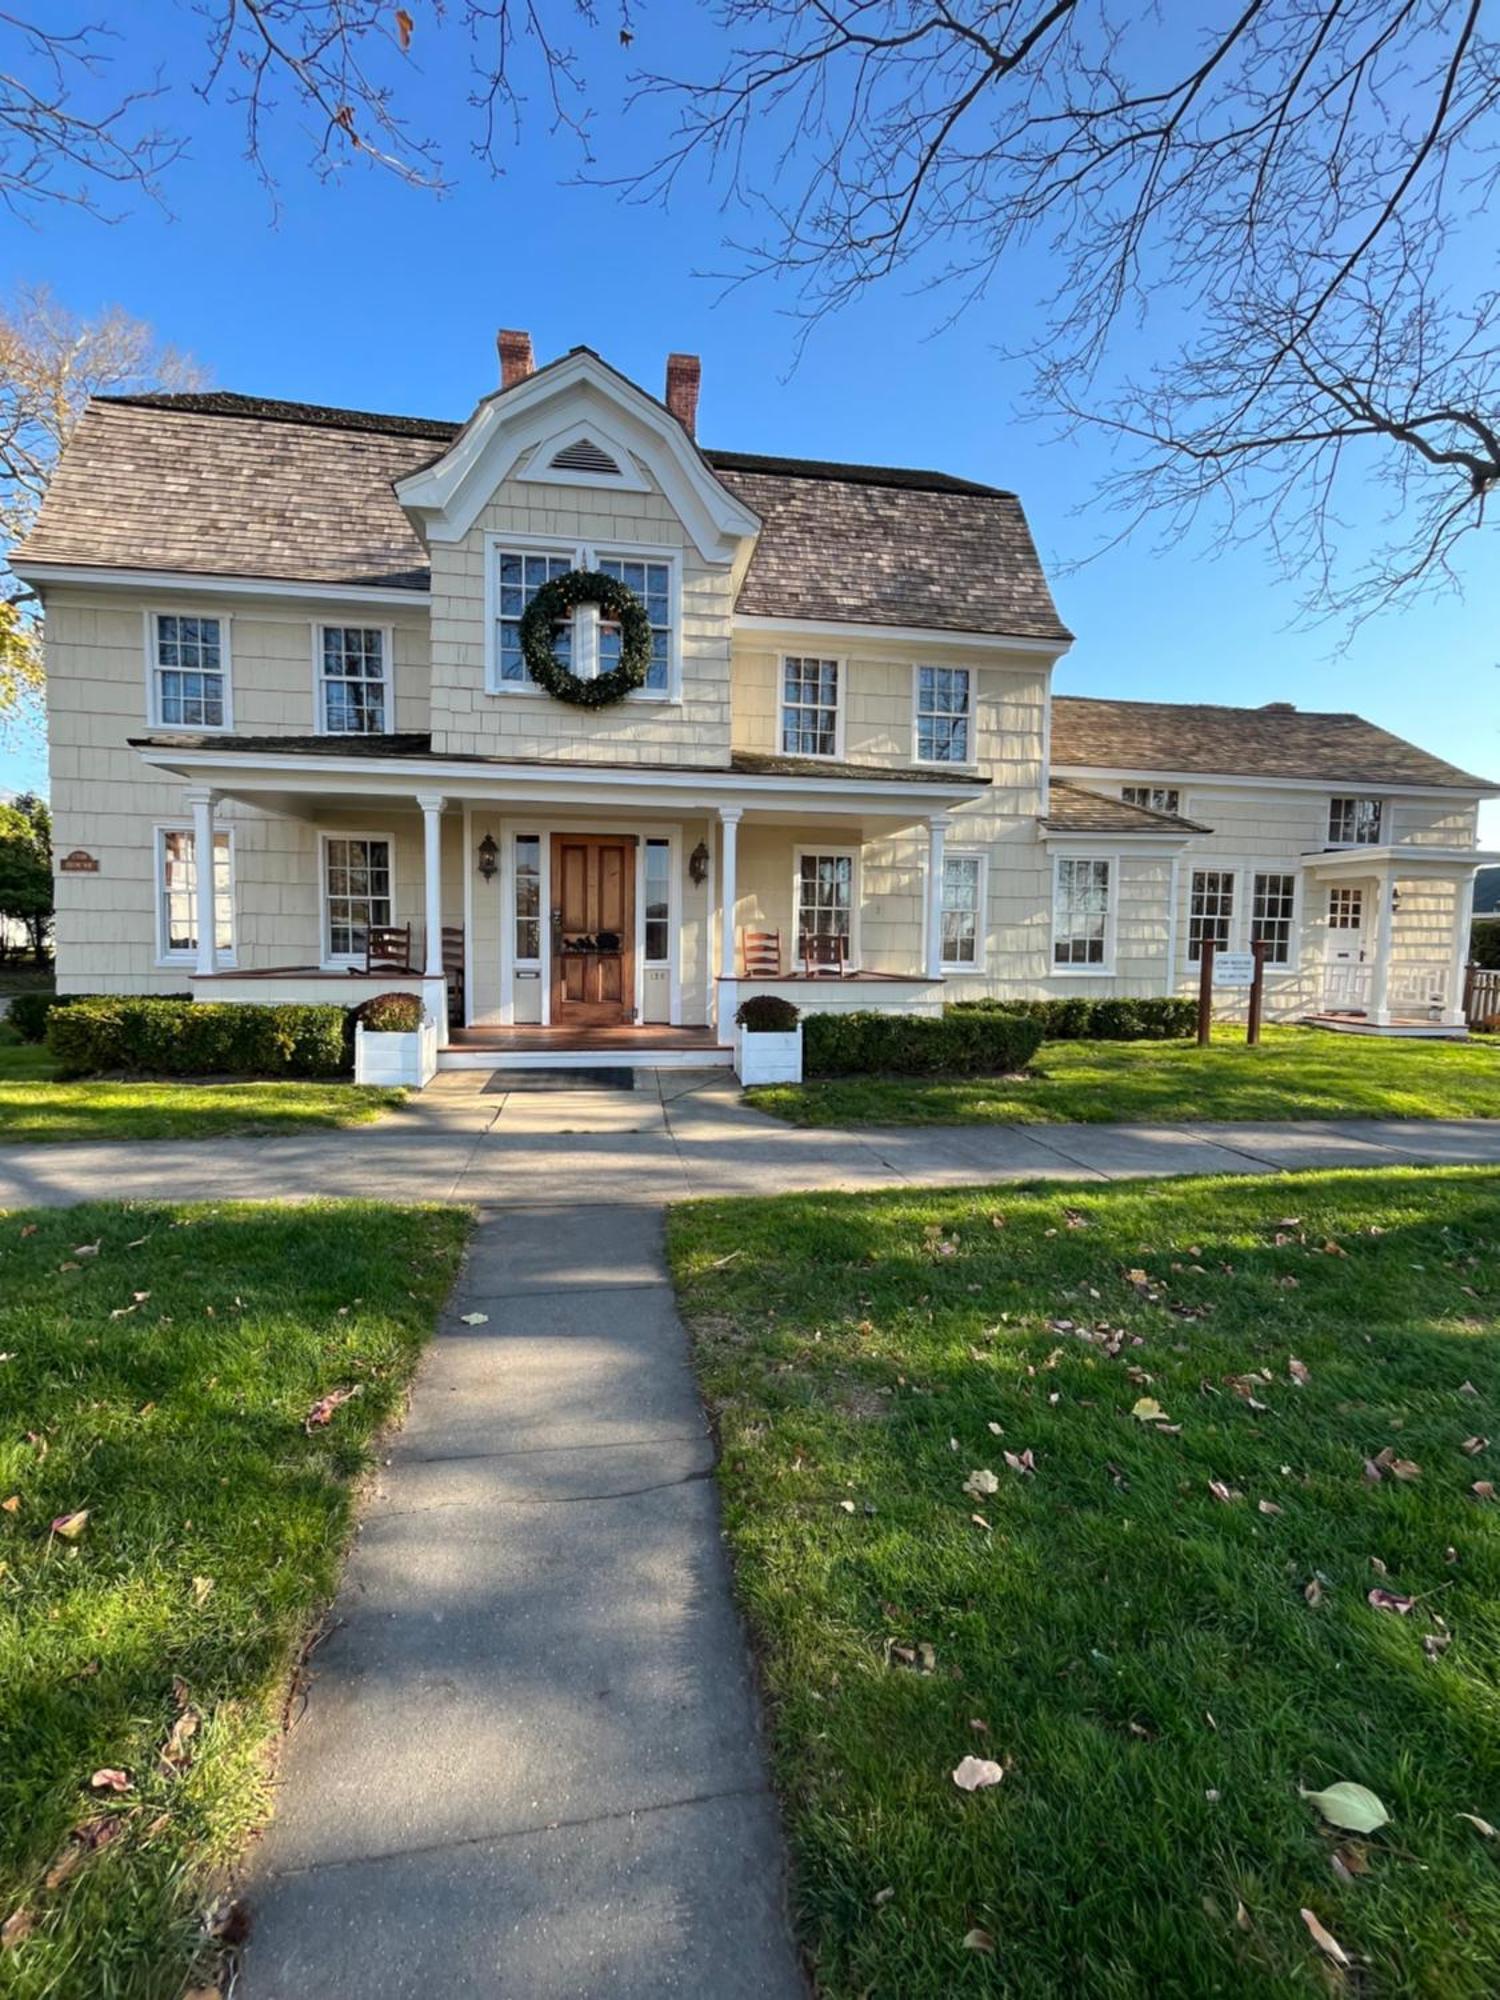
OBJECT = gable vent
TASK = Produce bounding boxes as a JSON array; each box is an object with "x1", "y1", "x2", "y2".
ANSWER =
[{"x1": 549, "y1": 436, "x2": 623, "y2": 476}]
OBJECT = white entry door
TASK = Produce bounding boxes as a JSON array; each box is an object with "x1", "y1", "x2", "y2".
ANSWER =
[{"x1": 1324, "y1": 885, "x2": 1371, "y2": 1011}]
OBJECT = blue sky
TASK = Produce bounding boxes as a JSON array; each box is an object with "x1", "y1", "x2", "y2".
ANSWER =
[{"x1": 4, "y1": 3, "x2": 1496, "y2": 838}]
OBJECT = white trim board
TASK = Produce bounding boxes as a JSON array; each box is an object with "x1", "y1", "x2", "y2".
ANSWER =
[
  {"x1": 1051, "y1": 763, "x2": 1495, "y2": 801},
  {"x1": 16, "y1": 561, "x2": 431, "y2": 608},
  {"x1": 736, "y1": 614, "x2": 1071, "y2": 660}
]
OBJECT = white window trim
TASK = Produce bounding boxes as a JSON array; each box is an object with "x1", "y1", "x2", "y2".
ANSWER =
[
  {"x1": 143, "y1": 609, "x2": 234, "y2": 731},
  {"x1": 153, "y1": 820, "x2": 237, "y2": 967},
  {"x1": 911, "y1": 664, "x2": 977, "y2": 770},
  {"x1": 1326, "y1": 794, "x2": 1388, "y2": 848},
  {"x1": 318, "y1": 828, "x2": 397, "y2": 970},
  {"x1": 1051, "y1": 850, "x2": 1116, "y2": 977},
  {"x1": 780, "y1": 656, "x2": 846, "y2": 762},
  {"x1": 793, "y1": 844, "x2": 861, "y2": 968},
  {"x1": 311, "y1": 622, "x2": 396, "y2": 735},
  {"x1": 482, "y1": 530, "x2": 683, "y2": 702},
  {"x1": 517, "y1": 420, "x2": 651, "y2": 493},
  {"x1": 939, "y1": 847, "x2": 988, "y2": 972},
  {"x1": 1250, "y1": 867, "x2": 1302, "y2": 973}
]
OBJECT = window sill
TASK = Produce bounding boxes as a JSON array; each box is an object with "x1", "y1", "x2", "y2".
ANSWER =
[
  {"x1": 159, "y1": 955, "x2": 238, "y2": 970},
  {"x1": 151, "y1": 720, "x2": 234, "y2": 734},
  {"x1": 485, "y1": 681, "x2": 679, "y2": 705},
  {"x1": 1051, "y1": 965, "x2": 1116, "y2": 979}
]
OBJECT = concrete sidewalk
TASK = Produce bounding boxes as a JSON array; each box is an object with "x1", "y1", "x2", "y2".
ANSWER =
[
  {"x1": 4, "y1": 1069, "x2": 1500, "y2": 1213},
  {"x1": 244, "y1": 1202, "x2": 806, "y2": 1998}
]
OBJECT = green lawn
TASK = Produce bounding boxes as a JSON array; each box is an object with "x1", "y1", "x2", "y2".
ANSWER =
[
  {"x1": 669, "y1": 1170, "x2": 1500, "y2": 1997},
  {"x1": 0, "y1": 1199, "x2": 468, "y2": 1997},
  {"x1": 748, "y1": 1024, "x2": 1500, "y2": 1126},
  {"x1": 0, "y1": 1034, "x2": 404, "y2": 1143}
]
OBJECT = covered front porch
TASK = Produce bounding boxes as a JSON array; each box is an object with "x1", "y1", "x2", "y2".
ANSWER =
[
  {"x1": 139, "y1": 736, "x2": 984, "y2": 1071},
  {"x1": 1300, "y1": 845, "x2": 1494, "y2": 1037}
]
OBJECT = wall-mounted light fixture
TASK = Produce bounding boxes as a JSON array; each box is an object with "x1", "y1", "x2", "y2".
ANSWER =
[
  {"x1": 477, "y1": 832, "x2": 498, "y2": 881},
  {"x1": 688, "y1": 840, "x2": 710, "y2": 885}
]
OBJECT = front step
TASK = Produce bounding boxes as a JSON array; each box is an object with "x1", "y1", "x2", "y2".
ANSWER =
[{"x1": 438, "y1": 1044, "x2": 735, "y2": 1072}]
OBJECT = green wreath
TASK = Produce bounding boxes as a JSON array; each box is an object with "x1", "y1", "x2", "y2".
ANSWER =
[{"x1": 519, "y1": 568, "x2": 654, "y2": 709}]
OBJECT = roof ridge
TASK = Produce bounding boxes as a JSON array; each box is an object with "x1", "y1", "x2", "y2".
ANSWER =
[{"x1": 1054, "y1": 693, "x2": 1363, "y2": 723}]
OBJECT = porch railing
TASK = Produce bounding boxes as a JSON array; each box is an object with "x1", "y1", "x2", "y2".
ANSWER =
[
  {"x1": 1465, "y1": 964, "x2": 1500, "y2": 1030},
  {"x1": 1388, "y1": 965, "x2": 1450, "y2": 1014}
]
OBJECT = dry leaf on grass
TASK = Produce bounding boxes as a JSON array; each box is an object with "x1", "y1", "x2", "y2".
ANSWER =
[
  {"x1": 962, "y1": 1469, "x2": 999, "y2": 1499},
  {"x1": 1367, "y1": 1588, "x2": 1416, "y2": 1615},
  {"x1": 1300, "y1": 1908, "x2": 1351, "y2": 1969},
  {"x1": 1257, "y1": 1499, "x2": 1283, "y2": 1516},
  {"x1": 952, "y1": 1756, "x2": 1005, "y2": 1791},
  {"x1": 1472, "y1": 1481, "x2": 1496, "y2": 1502},
  {"x1": 1, "y1": 1908, "x2": 35, "y2": 1950},
  {"x1": 1303, "y1": 1578, "x2": 1325, "y2": 1606},
  {"x1": 1207, "y1": 1479, "x2": 1243, "y2": 1504},
  {"x1": 1462, "y1": 1436, "x2": 1489, "y2": 1455},
  {"x1": 962, "y1": 1927, "x2": 996, "y2": 1953},
  {"x1": 304, "y1": 1385, "x2": 362, "y2": 1433},
  {"x1": 50, "y1": 1510, "x2": 89, "y2": 1540},
  {"x1": 1458, "y1": 1812, "x2": 1498, "y2": 1838},
  {"x1": 1003, "y1": 1449, "x2": 1036, "y2": 1477},
  {"x1": 89, "y1": 1768, "x2": 130, "y2": 1793},
  {"x1": 1132, "y1": 1398, "x2": 1170, "y2": 1424},
  {"x1": 1288, "y1": 1357, "x2": 1310, "y2": 1386}
]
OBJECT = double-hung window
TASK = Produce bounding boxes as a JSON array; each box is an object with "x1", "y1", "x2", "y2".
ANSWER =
[
  {"x1": 1251, "y1": 872, "x2": 1297, "y2": 965},
  {"x1": 782, "y1": 658, "x2": 840, "y2": 757},
  {"x1": 319, "y1": 626, "x2": 389, "y2": 733},
  {"x1": 152, "y1": 614, "x2": 227, "y2": 728},
  {"x1": 514, "y1": 834, "x2": 542, "y2": 961},
  {"x1": 493, "y1": 549, "x2": 575, "y2": 687},
  {"x1": 323, "y1": 836, "x2": 392, "y2": 964},
  {"x1": 644, "y1": 839, "x2": 671, "y2": 962},
  {"x1": 156, "y1": 827, "x2": 234, "y2": 962},
  {"x1": 1188, "y1": 869, "x2": 1235, "y2": 961},
  {"x1": 1052, "y1": 857, "x2": 1111, "y2": 968},
  {"x1": 915, "y1": 667, "x2": 972, "y2": 763},
  {"x1": 1122, "y1": 784, "x2": 1181, "y2": 815},
  {"x1": 940, "y1": 853, "x2": 984, "y2": 968},
  {"x1": 797, "y1": 851, "x2": 854, "y2": 958},
  {"x1": 596, "y1": 557, "x2": 672, "y2": 694},
  {"x1": 1328, "y1": 796, "x2": 1383, "y2": 845}
]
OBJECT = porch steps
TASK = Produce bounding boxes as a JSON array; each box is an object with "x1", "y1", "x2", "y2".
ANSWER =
[
  {"x1": 1302, "y1": 1013, "x2": 1469, "y2": 1041},
  {"x1": 438, "y1": 1044, "x2": 735, "y2": 1072}
]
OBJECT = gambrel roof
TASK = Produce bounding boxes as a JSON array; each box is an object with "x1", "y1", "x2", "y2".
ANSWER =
[{"x1": 18, "y1": 389, "x2": 1072, "y2": 643}]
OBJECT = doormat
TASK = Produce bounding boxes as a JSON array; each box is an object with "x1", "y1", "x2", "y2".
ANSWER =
[{"x1": 482, "y1": 1067, "x2": 639, "y2": 1093}]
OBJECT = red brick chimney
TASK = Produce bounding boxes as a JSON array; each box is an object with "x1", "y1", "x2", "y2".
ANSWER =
[
  {"x1": 665, "y1": 352, "x2": 701, "y2": 437},
  {"x1": 498, "y1": 329, "x2": 534, "y2": 390}
]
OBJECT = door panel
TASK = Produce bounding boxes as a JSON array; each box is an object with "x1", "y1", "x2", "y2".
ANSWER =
[{"x1": 551, "y1": 835, "x2": 636, "y2": 1025}]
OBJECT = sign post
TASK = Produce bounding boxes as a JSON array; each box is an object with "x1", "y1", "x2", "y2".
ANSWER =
[
  {"x1": 1246, "y1": 938, "x2": 1267, "y2": 1046},
  {"x1": 1196, "y1": 937, "x2": 1215, "y2": 1045}
]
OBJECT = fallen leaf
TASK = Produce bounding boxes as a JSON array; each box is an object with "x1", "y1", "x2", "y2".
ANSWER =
[
  {"x1": 962, "y1": 1927, "x2": 996, "y2": 1953},
  {"x1": 205, "y1": 1897, "x2": 251, "y2": 1945},
  {"x1": 1331, "y1": 1845, "x2": 1370, "y2": 1883},
  {"x1": 1288, "y1": 1357, "x2": 1310, "y2": 1386},
  {"x1": 1389, "y1": 1458, "x2": 1422, "y2": 1482},
  {"x1": 1, "y1": 1495, "x2": 18, "y2": 1514},
  {"x1": 1300, "y1": 1908, "x2": 1351, "y2": 1969},
  {"x1": 1462, "y1": 1436, "x2": 1489, "y2": 1456},
  {"x1": 1367, "y1": 1588, "x2": 1416, "y2": 1615},
  {"x1": 952, "y1": 1756, "x2": 1005, "y2": 1791},
  {"x1": 1304, "y1": 1577, "x2": 1324, "y2": 1606},
  {"x1": 50, "y1": 1510, "x2": 89, "y2": 1540},
  {"x1": 1131, "y1": 1397, "x2": 1169, "y2": 1423},
  {"x1": 1472, "y1": 1481, "x2": 1496, "y2": 1501},
  {"x1": 962, "y1": 1469, "x2": 999, "y2": 1499},
  {"x1": 88, "y1": 1768, "x2": 130, "y2": 1793},
  {"x1": 1460, "y1": 1380, "x2": 1480, "y2": 1397},
  {"x1": 1, "y1": 1908, "x2": 35, "y2": 1950},
  {"x1": 969, "y1": 1717, "x2": 989, "y2": 1733},
  {"x1": 1002, "y1": 1449, "x2": 1036, "y2": 1477},
  {"x1": 873, "y1": 1886, "x2": 895, "y2": 1907},
  {"x1": 73, "y1": 1242, "x2": 100, "y2": 1259},
  {"x1": 1301, "y1": 1781, "x2": 1390, "y2": 1834},
  {"x1": 192, "y1": 1575, "x2": 214, "y2": 1606},
  {"x1": 1207, "y1": 1479, "x2": 1243, "y2": 1504},
  {"x1": 458, "y1": 1312, "x2": 489, "y2": 1326},
  {"x1": 838, "y1": 1499, "x2": 856, "y2": 1514},
  {"x1": 1423, "y1": 1630, "x2": 1453, "y2": 1659},
  {"x1": 1257, "y1": 1499, "x2": 1283, "y2": 1516},
  {"x1": 1458, "y1": 1812, "x2": 1498, "y2": 1838},
  {"x1": 161, "y1": 1707, "x2": 200, "y2": 1773},
  {"x1": 304, "y1": 1385, "x2": 362, "y2": 1432}
]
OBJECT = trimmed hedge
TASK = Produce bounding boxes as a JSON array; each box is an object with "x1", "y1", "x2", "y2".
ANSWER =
[
  {"x1": 9, "y1": 991, "x2": 83, "y2": 1043},
  {"x1": 950, "y1": 996, "x2": 1198, "y2": 1041},
  {"x1": 46, "y1": 998, "x2": 350, "y2": 1080},
  {"x1": 802, "y1": 1008, "x2": 1043, "y2": 1079},
  {"x1": 735, "y1": 993, "x2": 801, "y2": 1032},
  {"x1": 356, "y1": 991, "x2": 424, "y2": 1034}
]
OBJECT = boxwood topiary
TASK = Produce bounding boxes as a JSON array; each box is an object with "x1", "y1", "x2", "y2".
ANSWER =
[
  {"x1": 735, "y1": 993, "x2": 801, "y2": 1032},
  {"x1": 356, "y1": 991, "x2": 425, "y2": 1034}
]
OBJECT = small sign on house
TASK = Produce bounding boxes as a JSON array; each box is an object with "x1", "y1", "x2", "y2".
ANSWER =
[
  {"x1": 58, "y1": 850, "x2": 100, "y2": 874},
  {"x1": 1213, "y1": 951, "x2": 1257, "y2": 986}
]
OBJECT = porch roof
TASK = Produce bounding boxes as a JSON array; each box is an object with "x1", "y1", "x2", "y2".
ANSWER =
[
  {"x1": 1302, "y1": 844, "x2": 1500, "y2": 880},
  {"x1": 130, "y1": 732, "x2": 989, "y2": 818}
]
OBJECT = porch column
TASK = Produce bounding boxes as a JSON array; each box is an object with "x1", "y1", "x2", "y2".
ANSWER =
[
  {"x1": 1368, "y1": 867, "x2": 1395, "y2": 1025},
  {"x1": 925, "y1": 814, "x2": 950, "y2": 980},
  {"x1": 1447, "y1": 867, "x2": 1478, "y2": 1027},
  {"x1": 718, "y1": 806, "x2": 742, "y2": 981},
  {"x1": 186, "y1": 786, "x2": 218, "y2": 977},
  {"x1": 417, "y1": 792, "x2": 446, "y2": 978}
]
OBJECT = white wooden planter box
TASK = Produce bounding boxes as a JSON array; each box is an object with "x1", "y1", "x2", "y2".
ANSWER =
[
  {"x1": 354, "y1": 1015, "x2": 438, "y2": 1088},
  {"x1": 734, "y1": 1024, "x2": 803, "y2": 1086}
]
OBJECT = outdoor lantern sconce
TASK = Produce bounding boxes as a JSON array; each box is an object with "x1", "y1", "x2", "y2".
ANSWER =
[
  {"x1": 477, "y1": 832, "x2": 498, "y2": 881},
  {"x1": 688, "y1": 840, "x2": 710, "y2": 885}
]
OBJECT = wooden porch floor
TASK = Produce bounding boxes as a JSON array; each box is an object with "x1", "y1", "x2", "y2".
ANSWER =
[{"x1": 444, "y1": 1024, "x2": 728, "y2": 1053}]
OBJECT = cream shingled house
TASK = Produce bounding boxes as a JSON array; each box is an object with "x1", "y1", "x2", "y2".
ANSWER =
[{"x1": 15, "y1": 335, "x2": 1498, "y2": 1071}]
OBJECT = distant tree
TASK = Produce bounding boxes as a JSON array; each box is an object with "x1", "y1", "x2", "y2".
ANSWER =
[
  {"x1": 0, "y1": 790, "x2": 51, "y2": 963},
  {"x1": 0, "y1": 286, "x2": 206, "y2": 723}
]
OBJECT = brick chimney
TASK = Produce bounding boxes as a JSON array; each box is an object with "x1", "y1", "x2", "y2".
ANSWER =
[
  {"x1": 665, "y1": 352, "x2": 701, "y2": 437},
  {"x1": 498, "y1": 329, "x2": 534, "y2": 390}
]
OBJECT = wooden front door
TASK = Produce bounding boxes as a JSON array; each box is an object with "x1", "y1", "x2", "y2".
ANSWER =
[{"x1": 551, "y1": 834, "x2": 636, "y2": 1026}]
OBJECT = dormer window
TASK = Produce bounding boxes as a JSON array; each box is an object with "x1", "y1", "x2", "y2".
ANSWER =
[{"x1": 487, "y1": 539, "x2": 678, "y2": 697}]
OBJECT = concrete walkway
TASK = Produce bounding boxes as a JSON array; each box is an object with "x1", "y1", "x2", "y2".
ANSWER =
[
  {"x1": 4, "y1": 1068, "x2": 1500, "y2": 1213},
  {"x1": 245, "y1": 1200, "x2": 806, "y2": 1997}
]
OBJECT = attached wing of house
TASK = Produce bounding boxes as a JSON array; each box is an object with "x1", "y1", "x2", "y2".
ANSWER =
[{"x1": 14, "y1": 334, "x2": 1498, "y2": 1066}]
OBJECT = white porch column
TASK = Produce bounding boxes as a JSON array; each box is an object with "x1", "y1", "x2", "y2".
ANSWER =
[
  {"x1": 417, "y1": 792, "x2": 446, "y2": 978},
  {"x1": 1447, "y1": 866, "x2": 1478, "y2": 1027},
  {"x1": 186, "y1": 786, "x2": 218, "y2": 977},
  {"x1": 924, "y1": 814, "x2": 950, "y2": 980},
  {"x1": 1368, "y1": 866, "x2": 1395, "y2": 1025},
  {"x1": 718, "y1": 806, "x2": 742, "y2": 981}
]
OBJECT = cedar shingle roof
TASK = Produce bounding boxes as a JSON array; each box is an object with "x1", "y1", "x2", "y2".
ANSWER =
[
  {"x1": 1052, "y1": 696, "x2": 1497, "y2": 793},
  {"x1": 18, "y1": 390, "x2": 1070, "y2": 641},
  {"x1": 1040, "y1": 779, "x2": 1210, "y2": 835}
]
